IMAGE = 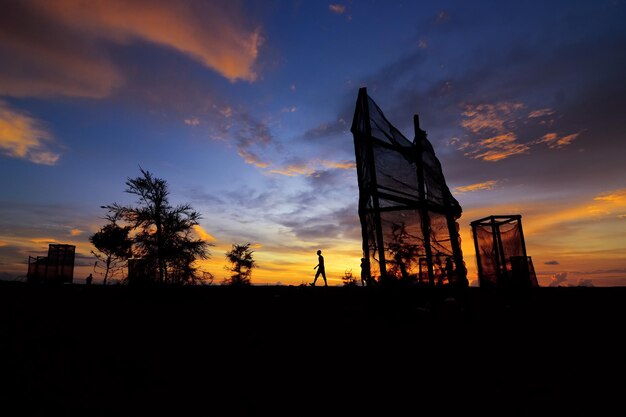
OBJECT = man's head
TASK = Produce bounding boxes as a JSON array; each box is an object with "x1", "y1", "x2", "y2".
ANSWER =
[{"x1": 317, "y1": 250, "x2": 321, "y2": 255}]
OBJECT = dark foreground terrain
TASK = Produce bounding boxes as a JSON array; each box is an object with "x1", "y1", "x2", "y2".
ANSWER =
[{"x1": 1, "y1": 282, "x2": 624, "y2": 416}]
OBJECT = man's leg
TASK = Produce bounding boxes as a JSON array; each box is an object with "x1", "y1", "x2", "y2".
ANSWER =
[{"x1": 311, "y1": 270, "x2": 320, "y2": 286}]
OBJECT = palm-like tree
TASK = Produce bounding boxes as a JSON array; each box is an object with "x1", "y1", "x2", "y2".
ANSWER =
[{"x1": 225, "y1": 243, "x2": 257, "y2": 286}]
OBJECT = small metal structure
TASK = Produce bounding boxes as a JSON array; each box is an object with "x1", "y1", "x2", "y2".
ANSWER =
[
  {"x1": 27, "y1": 244, "x2": 76, "y2": 284},
  {"x1": 470, "y1": 215, "x2": 538, "y2": 288},
  {"x1": 351, "y1": 87, "x2": 467, "y2": 287}
]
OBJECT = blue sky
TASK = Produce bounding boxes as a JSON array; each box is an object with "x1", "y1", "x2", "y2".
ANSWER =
[{"x1": 1, "y1": 0, "x2": 625, "y2": 286}]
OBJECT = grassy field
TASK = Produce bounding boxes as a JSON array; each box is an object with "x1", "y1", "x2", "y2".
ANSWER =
[{"x1": 1, "y1": 282, "x2": 624, "y2": 416}]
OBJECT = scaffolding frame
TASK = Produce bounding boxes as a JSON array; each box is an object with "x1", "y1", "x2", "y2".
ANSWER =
[
  {"x1": 351, "y1": 87, "x2": 467, "y2": 287},
  {"x1": 27, "y1": 244, "x2": 76, "y2": 284},
  {"x1": 470, "y1": 215, "x2": 538, "y2": 288}
]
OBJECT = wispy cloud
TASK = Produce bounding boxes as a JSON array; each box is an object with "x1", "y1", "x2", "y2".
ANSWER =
[
  {"x1": 208, "y1": 105, "x2": 274, "y2": 168},
  {"x1": 594, "y1": 189, "x2": 626, "y2": 204},
  {"x1": 528, "y1": 108, "x2": 555, "y2": 118},
  {"x1": 459, "y1": 102, "x2": 531, "y2": 161},
  {"x1": 302, "y1": 118, "x2": 349, "y2": 141},
  {"x1": 39, "y1": 0, "x2": 262, "y2": 82},
  {"x1": 0, "y1": 2, "x2": 121, "y2": 98},
  {"x1": 232, "y1": 112, "x2": 273, "y2": 168},
  {"x1": 31, "y1": 237, "x2": 60, "y2": 244},
  {"x1": 459, "y1": 102, "x2": 580, "y2": 161},
  {"x1": 0, "y1": 101, "x2": 60, "y2": 165},
  {"x1": 463, "y1": 132, "x2": 530, "y2": 161},
  {"x1": 0, "y1": 0, "x2": 262, "y2": 99},
  {"x1": 69, "y1": 229, "x2": 83, "y2": 237},
  {"x1": 455, "y1": 180, "x2": 498, "y2": 193},
  {"x1": 461, "y1": 102, "x2": 525, "y2": 134},
  {"x1": 184, "y1": 117, "x2": 200, "y2": 126},
  {"x1": 238, "y1": 149, "x2": 270, "y2": 168},
  {"x1": 269, "y1": 159, "x2": 354, "y2": 177},
  {"x1": 537, "y1": 132, "x2": 580, "y2": 149},
  {"x1": 193, "y1": 225, "x2": 216, "y2": 242},
  {"x1": 269, "y1": 163, "x2": 315, "y2": 177},
  {"x1": 329, "y1": 4, "x2": 346, "y2": 14},
  {"x1": 321, "y1": 160, "x2": 354, "y2": 170},
  {"x1": 520, "y1": 189, "x2": 626, "y2": 237}
]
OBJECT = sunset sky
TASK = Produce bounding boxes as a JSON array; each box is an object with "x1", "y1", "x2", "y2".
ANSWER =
[{"x1": 1, "y1": 0, "x2": 625, "y2": 286}]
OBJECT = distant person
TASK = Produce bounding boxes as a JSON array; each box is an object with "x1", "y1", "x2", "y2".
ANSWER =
[
  {"x1": 360, "y1": 257, "x2": 370, "y2": 286},
  {"x1": 445, "y1": 257, "x2": 455, "y2": 284},
  {"x1": 86, "y1": 273, "x2": 93, "y2": 285},
  {"x1": 311, "y1": 250, "x2": 327, "y2": 286}
]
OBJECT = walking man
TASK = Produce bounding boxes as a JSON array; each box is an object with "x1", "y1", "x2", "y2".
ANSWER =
[{"x1": 311, "y1": 250, "x2": 327, "y2": 286}]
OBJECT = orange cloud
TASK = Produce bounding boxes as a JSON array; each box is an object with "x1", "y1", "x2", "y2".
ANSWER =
[
  {"x1": 455, "y1": 180, "x2": 498, "y2": 193},
  {"x1": 515, "y1": 189, "x2": 626, "y2": 237},
  {"x1": 461, "y1": 102, "x2": 524, "y2": 133},
  {"x1": 528, "y1": 108, "x2": 555, "y2": 118},
  {"x1": 464, "y1": 133, "x2": 530, "y2": 161},
  {"x1": 460, "y1": 102, "x2": 583, "y2": 161},
  {"x1": 31, "y1": 238, "x2": 59, "y2": 244},
  {"x1": 0, "y1": 101, "x2": 60, "y2": 165},
  {"x1": 269, "y1": 159, "x2": 354, "y2": 176},
  {"x1": 0, "y1": 1, "x2": 261, "y2": 99},
  {"x1": 460, "y1": 102, "x2": 531, "y2": 161},
  {"x1": 269, "y1": 163, "x2": 314, "y2": 177},
  {"x1": 193, "y1": 225, "x2": 216, "y2": 242},
  {"x1": 594, "y1": 189, "x2": 626, "y2": 204},
  {"x1": 537, "y1": 132, "x2": 580, "y2": 149},
  {"x1": 0, "y1": 2, "x2": 122, "y2": 98},
  {"x1": 321, "y1": 160, "x2": 354, "y2": 170},
  {"x1": 38, "y1": 0, "x2": 262, "y2": 82},
  {"x1": 69, "y1": 229, "x2": 83, "y2": 237},
  {"x1": 238, "y1": 149, "x2": 270, "y2": 169}
]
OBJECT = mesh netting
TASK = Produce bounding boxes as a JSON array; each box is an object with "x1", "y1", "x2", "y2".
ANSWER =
[
  {"x1": 352, "y1": 88, "x2": 466, "y2": 286},
  {"x1": 27, "y1": 244, "x2": 75, "y2": 284},
  {"x1": 471, "y1": 215, "x2": 538, "y2": 288}
]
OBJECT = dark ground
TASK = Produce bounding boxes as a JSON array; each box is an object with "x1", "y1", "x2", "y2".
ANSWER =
[{"x1": 0, "y1": 282, "x2": 624, "y2": 416}]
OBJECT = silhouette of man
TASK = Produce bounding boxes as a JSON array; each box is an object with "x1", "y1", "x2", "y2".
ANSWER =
[
  {"x1": 360, "y1": 258, "x2": 370, "y2": 286},
  {"x1": 445, "y1": 257, "x2": 454, "y2": 284},
  {"x1": 86, "y1": 273, "x2": 93, "y2": 285},
  {"x1": 311, "y1": 250, "x2": 327, "y2": 286}
]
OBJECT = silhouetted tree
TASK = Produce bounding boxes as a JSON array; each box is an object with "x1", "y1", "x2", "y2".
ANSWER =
[
  {"x1": 225, "y1": 243, "x2": 257, "y2": 286},
  {"x1": 386, "y1": 222, "x2": 420, "y2": 283},
  {"x1": 89, "y1": 217, "x2": 132, "y2": 285},
  {"x1": 103, "y1": 168, "x2": 211, "y2": 284}
]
